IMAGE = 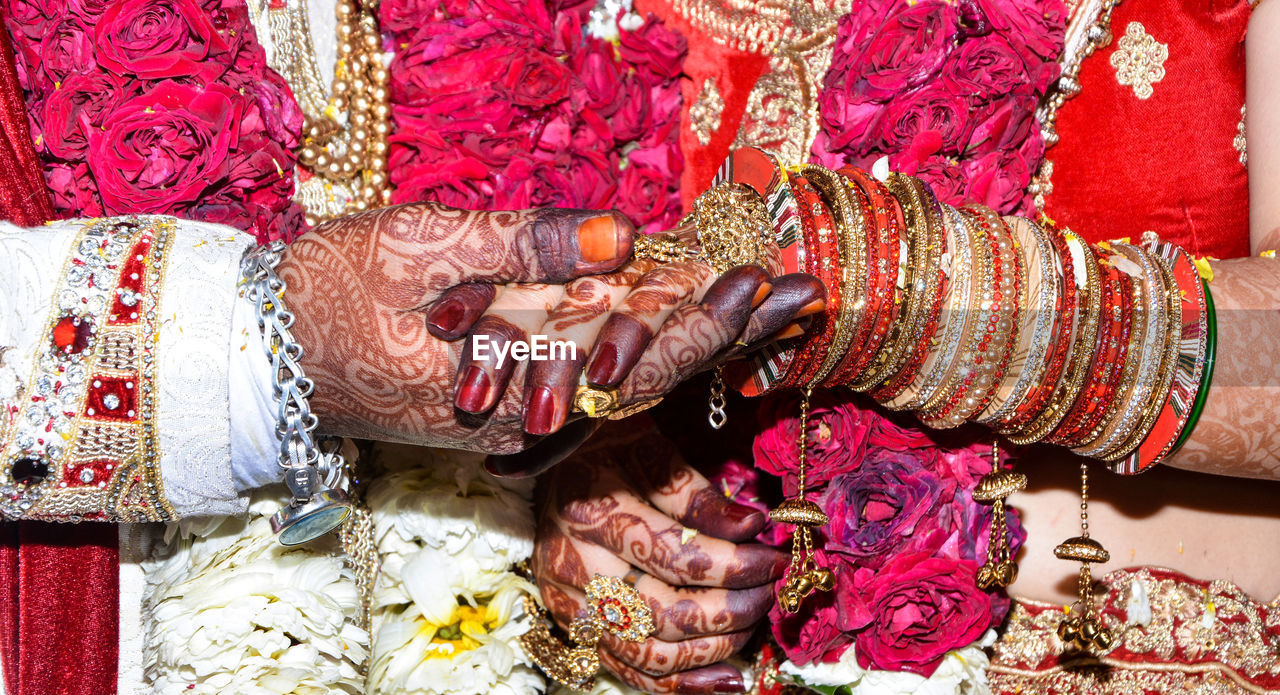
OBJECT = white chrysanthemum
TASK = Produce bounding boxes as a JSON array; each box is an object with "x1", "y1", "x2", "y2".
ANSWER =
[
  {"x1": 586, "y1": 0, "x2": 643, "y2": 40},
  {"x1": 368, "y1": 446, "x2": 543, "y2": 695},
  {"x1": 780, "y1": 631, "x2": 995, "y2": 695},
  {"x1": 143, "y1": 487, "x2": 367, "y2": 694},
  {"x1": 370, "y1": 444, "x2": 534, "y2": 578}
]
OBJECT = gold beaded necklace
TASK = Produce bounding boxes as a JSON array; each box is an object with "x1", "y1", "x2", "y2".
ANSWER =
[{"x1": 250, "y1": 0, "x2": 393, "y2": 224}]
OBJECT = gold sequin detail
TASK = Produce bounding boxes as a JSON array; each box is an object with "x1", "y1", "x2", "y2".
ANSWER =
[
  {"x1": 689, "y1": 78, "x2": 726, "y2": 146},
  {"x1": 990, "y1": 568, "x2": 1280, "y2": 694},
  {"x1": 1235, "y1": 105, "x2": 1248, "y2": 166},
  {"x1": 1111, "y1": 22, "x2": 1168, "y2": 100}
]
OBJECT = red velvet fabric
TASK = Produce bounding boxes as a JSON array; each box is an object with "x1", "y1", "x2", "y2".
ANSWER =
[
  {"x1": 1044, "y1": 0, "x2": 1252, "y2": 260},
  {"x1": 0, "y1": 8, "x2": 119, "y2": 695}
]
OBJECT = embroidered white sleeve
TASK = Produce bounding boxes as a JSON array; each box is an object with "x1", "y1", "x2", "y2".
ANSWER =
[
  {"x1": 229, "y1": 288, "x2": 285, "y2": 491},
  {"x1": 0, "y1": 222, "x2": 77, "y2": 412},
  {"x1": 154, "y1": 220, "x2": 257, "y2": 518}
]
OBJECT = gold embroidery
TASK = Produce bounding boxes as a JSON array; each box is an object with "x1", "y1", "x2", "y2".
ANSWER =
[
  {"x1": 690, "y1": 78, "x2": 726, "y2": 146},
  {"x1": 1111, "y1": 22, "x2": 1168, "y2": 100},
  {"x1": 730, "y1": 0, "x2": 849, "y2": 160},
  {"x1": 1235, "y1": 105, "x2": 1248, "y2": 166},
  {"x1": 990, "y1": 568, "x2": 1280, "y2": 694}
]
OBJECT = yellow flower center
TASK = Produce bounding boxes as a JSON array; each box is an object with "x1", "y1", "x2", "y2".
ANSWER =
[{"x1": 421, "y1": 603, "x2": 499, "y2": 659}]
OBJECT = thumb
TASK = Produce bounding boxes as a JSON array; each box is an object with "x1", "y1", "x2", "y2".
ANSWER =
[{"x1": 394, "y1": 203, "x2": 635, "y2": 286}]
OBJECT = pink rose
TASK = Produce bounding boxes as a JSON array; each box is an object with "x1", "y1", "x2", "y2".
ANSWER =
[
  {"x1": 873, "y1": 84, "x2": 973, "y2": 154},
  {"x1": 866, "y1": 410, "x2": 938, "y2": 451},
  {"x1": 88, "y1": 82, "x2": 240, "y2": 214},
  {"x1": 93, "y1": 0, "x2": 230, "y2": 82},
  {"x1": 846, "y1": 553, "x2": 993, "y2": 676},
  {"x1": 752, "y1": 391, "x2": 874, "y2": 487},
  {"x1": 574, "y1": 42, "x2": 624, "y2": 114},
  {"x1": 911, "y1": 154, "x2": 967, "y2": 205},
  {"x1": 608, "y1": 74, "x2": 654, "y2": 143},
  {"x1": 961, "y1": 146, "x2": 1033, "y2": 215},
  {"x1": 816, "y1": 88, "x2": 883, "y2": 156},
  {"x1": 842, "y1": 1, "x2": 959, "y2": 102},
  {"x1": 39, "y1": 71, "x2": 127, "y2": 159},
  {"x1": 618, "y1": 14, "x2": 687, "y2": 83},
  {"x1": 67, "y1": 0, "x2": 111, "y2": 23}
]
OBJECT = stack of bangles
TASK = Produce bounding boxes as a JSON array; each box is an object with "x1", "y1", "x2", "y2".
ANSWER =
[{"x1": 651, "y1": 148, "x2": 1215, "y2": 473}]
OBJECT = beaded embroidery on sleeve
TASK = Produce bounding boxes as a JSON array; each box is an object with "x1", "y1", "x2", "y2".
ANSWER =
[{"x1": 0, "y1": 217, "x2": 177, "y2": 522}]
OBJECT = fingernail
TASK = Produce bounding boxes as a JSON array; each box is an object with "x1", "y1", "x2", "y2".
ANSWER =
[
  {"x1": 713, "y1": 675, "x2": 746, "y2": 694},
  {"x1": 775, "y1": 321, "x2": 807, "y2": 340},
  {"x1": 772, "y1": 552, "x2": 791, "y2": 579},
  {"x1": 425, "y1": 299, "x2": 465, "y2": 335},
  {"x1": 586, "y1": 341, "x2": 620, "y2": 386},
  {"x1": 751, "y1": 282, "x2": 773, "y2": 308},
  {"x1": 455, "y1": 366, "x2": 492, "y2": 412},
  {"x1": 796, "y1": 298, "x2": 826, "y2": 318},
  {"x1": 724, "y1": 502, "x2": 765, "y2": 527},
  {"x1": 577, "y1": 215, "x2": 621, "y2": 263},
  {"x1": 524, "y1": 386, "x2": 558, "y2": 435}
]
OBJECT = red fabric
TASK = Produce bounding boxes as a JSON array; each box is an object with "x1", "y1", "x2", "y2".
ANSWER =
[
  {"x1": 636, "y1": 0, "x2": 770, "y2": 211},
  {"x1": 0, "y1": 524, "x2": 119, "y2": 695},
  {"x1": 0, "y1": 5, "x2": 51, "y2": 226},
  {"x1": 0, "y1": 8, "x2": 119, "y2": 695},
  {"x1": 1044, "y1": 0, "x2": 1252, "y2": 260}
]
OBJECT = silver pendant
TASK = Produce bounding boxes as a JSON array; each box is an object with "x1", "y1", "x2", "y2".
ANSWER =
[{"x1": 271, "y1": 487, "x2": 352, "y2": 546}]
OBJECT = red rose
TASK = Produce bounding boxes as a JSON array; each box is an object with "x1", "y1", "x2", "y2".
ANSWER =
[
  {"x1": 45, "y1": 161, "x2": 103, "y2": 217},
  {"x1": 816, "y1": 89, "x2": 883, "y2": 157},
  {"x1": 846, "y1": 553, "x2": 993, "y2": 676},
  {"x1": 87, "y1": 82, "x2": 240, "y2": 214},
  {"x1": 961, "y1": 144, "x2": 1035, "y2": 215},
  {"x1": 39, "y1": 71, "x2": 127, "y2": 159},
  {"x1": 502, "y1": 51, "x2": 572, "y2": 108},
  {"x1": 575, "y1": 42, "x2": 624, "y2": 114},
  {"x1": 93, "y1": 0, "x2": 230, "y2": 82},
  {"x1": 608, "y1": 74, "x2": 653, "y2": 144},
  {"x1": 873, "y1": 84, "x2": 973, "y2": 154},
  {"x1": 752, "y1": 391, "x2": 874, "y2": 488},
  {"x1": 616, "y1": 150, "x2": 679, "y2": 232},
  {"x1": 977, "y1": 0, "x2": 1067, "y2": 61},
  {"x1": 844, "y1": 1, "x2": 959, "y2": 101},
  {"x1": 618, "y1": 14, "x2": 687, "y2": 83},
  {"x1": 39, "y1": 18, "x2": 94, "y2": 87}
]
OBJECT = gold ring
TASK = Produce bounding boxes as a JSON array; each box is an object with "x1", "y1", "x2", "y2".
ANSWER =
[
  {"x1": 572, "y1": 384, "x2": 620, "y2": 418},
  {"x1": 585, "y1": 574, "x2": 656, "y2": 643}
]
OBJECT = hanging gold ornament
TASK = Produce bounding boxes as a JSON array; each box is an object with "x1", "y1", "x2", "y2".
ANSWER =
[
  {"x1": 1053, "y1": 462, "x2": 1114, "y2": 652},
  {"x1": 770, "y1": 389, "x2": 834, "y2": 613},
  {"x1": 972, "y1": 440, "x2": 1026, "y2": 590}
]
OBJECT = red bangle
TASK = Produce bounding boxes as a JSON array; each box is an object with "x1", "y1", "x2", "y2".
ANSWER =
[
  {"x1": 772, "y1": 173, "x2": 841, "y2": 390},
  {"x1": 1049, "y1": 263, "x2": 1132, "y2": 446},
  {"x1": 872, "y1": 177, "x2": 949, "y2": 402},
  {"x1": 832, "y1": 167, "x2": 904, "y2": 389}
]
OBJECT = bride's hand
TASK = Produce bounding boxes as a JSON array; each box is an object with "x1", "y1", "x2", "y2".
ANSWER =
[
  {"x1": 532, "y1": 421, "x2": 786, "y2": 694},
  {"x1": 426, "y1": 225, "x2": 824, "y2": 450},
  {"x1": 277, "y1": 202, "x2": 639, "y2": 452}
]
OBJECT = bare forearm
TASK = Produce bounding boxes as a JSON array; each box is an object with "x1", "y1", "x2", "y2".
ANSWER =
[{"x1": 1165, "y1": 256, "x2": 1280, "y2": 479}]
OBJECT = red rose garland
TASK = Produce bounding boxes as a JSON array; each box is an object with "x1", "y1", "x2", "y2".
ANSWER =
[
  {"x1": 381, "y1": 0, "x2": 686, "y2": 232},
  {"x1": 4, "y1": 0, "x2": 306, "y2": 242},
  {"x1": 811, "y1": 0, "x2": 1066, "y2": 216}
]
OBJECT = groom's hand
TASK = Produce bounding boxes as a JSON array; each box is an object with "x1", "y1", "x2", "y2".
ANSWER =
[{"x1": 277, "y1": 202, "x2": 635, "y2": 452}]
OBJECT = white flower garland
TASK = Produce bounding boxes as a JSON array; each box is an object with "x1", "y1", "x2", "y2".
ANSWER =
[
  {"x1": 366, "y1": 444, "x2": 544, "y2": 695},
  {"x1": 142, "y1": 488, "x2": 367, "y2": 694},
  {"x1": 780, "y1": 631, "x2": 998, "y2": 695}
]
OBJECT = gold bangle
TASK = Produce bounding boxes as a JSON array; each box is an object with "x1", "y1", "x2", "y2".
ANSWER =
[
  {"x1": 798, "y1": 164, "x2": 866, "y2": 388},
  {"x1": 1006, "y1": 231, "x2": 1100, "y2": 445}
]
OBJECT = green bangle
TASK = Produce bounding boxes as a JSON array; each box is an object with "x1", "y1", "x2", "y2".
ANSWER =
[{"x1": 1168, "y1": 277, "x2": 1217, "y2": 456}]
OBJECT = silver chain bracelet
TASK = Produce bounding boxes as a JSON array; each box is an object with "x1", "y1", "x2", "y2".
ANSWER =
[{"x1": 242, "y1": 240, "x2": 352, "y2": 545}]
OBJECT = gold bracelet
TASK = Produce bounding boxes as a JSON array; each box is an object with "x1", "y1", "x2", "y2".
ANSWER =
[
  {"x1": 685, "y1": 182, "x2": 773, "y2": 274},
  {"x1": 1006, "y1": 231, "x2": 1101, "y2": 445},
  {"x1": 799, "y1": 165, "x2": 866, "y2": 388}
]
